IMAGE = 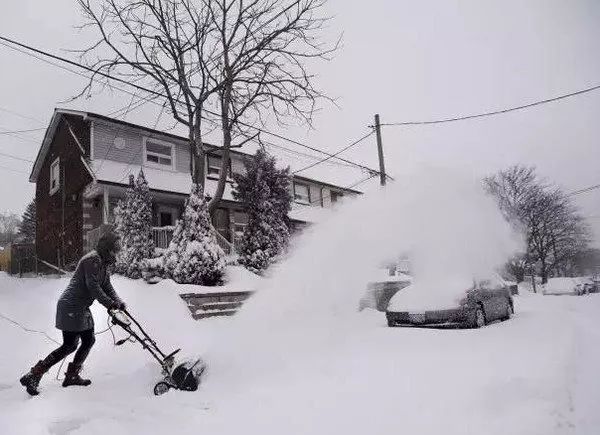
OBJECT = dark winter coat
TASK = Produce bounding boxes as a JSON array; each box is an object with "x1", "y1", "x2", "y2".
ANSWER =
[{"x1": 55, "y1": 251, "x2": 123, "y2": 332}]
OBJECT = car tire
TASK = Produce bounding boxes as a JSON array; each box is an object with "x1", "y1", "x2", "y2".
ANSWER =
[
  {"x1": 387, "y1": 319, "x2": 395, "y2": 327},
  {"x1": 472, "y1": 306, "x2": 486, "y2": 328}
]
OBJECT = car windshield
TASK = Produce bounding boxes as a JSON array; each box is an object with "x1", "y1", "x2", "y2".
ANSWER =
[{"x1": 388, "y1": 277, "x2": 473, "y2": 312}]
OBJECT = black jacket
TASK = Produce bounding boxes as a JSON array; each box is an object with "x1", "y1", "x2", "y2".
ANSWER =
[{"x1": 55, "y1": 251, "x2": 123, "y2": 331}]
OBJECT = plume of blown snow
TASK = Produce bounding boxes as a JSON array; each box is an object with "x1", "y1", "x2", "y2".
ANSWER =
[{"x1": 203, "y1": 166, "x2": 521, "y2": 390}]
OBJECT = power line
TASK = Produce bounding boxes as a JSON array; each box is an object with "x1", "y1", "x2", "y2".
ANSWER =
[
  {"x1": 0, "y1": 151, "x2": 34, "y2": 163},
  {"x1": 381, "y1": 83, "x2": 600, "y2": 127},
  {"x1": 567, "y1": 183, "x2": 600, "y2": 197},
  {"x1": 292, "y1": 130, "x2": 374, "y2": 175},
  {"x1": 0, "y1": 106, "x2": 44, "y2": 124},
  {"x1": 0, "y1": 127, "x2": 45, "y2": 135},
  {"x1": 0, "y1": 165, "x2": 29, "y2": 174},
  {"x1": 0, "y1": 34, "x2": 384, "y2": 177},
  {"x1": 0, "y1": 130, "x2": 41, "y2": 145}
]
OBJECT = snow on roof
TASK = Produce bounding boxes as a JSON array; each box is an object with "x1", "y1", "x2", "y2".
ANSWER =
[{"x1": 91, "y1": 159, "x2": 236, "y2": 201}]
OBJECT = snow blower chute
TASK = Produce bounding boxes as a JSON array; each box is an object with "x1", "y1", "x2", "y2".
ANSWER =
[{"x1": 108, "y1": 308, "x2": 206, "y2": 396}]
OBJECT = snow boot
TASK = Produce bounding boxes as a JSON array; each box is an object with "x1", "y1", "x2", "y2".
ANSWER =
[
  {"x1": 19, "y1": 360, "x2": 50, "y2": 396},
  {"x1": 62, "y1": 363, "x2": 92, "y2": 387}
]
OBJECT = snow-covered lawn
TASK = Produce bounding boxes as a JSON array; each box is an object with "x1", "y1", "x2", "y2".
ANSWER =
[{"x1": 0, "y1": 273, "x2": 598, "y2": 435}]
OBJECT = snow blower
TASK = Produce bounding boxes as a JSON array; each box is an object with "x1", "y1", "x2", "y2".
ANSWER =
[{"x1": 108, "y1": 308, "x2": 206, "y2": 396}]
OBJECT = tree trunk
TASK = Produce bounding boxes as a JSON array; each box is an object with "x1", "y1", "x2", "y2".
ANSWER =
[
  {"x1": 189, "y1": 115, "x2": 205, "y2": 195},
  {"x1": 208, "y1": 77, "x2": 233, "y2": 217},
  {"x1": 540, "y1": 257, "x2": 548, "y2": 284}
]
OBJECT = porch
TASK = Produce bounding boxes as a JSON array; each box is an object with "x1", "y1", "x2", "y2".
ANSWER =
[{"x1": 83, "y1": 182, "x2": 245, "y2": 256}]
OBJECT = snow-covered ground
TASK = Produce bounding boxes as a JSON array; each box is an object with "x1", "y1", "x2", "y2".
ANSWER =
[{"x1": 0, "y1": 272, "x2": 598, "y2": 435}]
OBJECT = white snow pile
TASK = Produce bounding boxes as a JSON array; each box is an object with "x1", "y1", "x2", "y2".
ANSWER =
[{"x1": 542, "y1": 277, "x2": 580, "y2": 295}]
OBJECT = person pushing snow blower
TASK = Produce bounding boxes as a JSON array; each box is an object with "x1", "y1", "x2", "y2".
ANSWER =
[{"x1": 20, "y1": 232, "x2": 126, "y2": 396}]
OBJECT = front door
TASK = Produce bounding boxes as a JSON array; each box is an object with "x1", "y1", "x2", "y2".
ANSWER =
[
  {"x1": 157, "y1": 205, "x2": 179, "y2": 227},
  {"x1": 212, "y1": 208, "x2": 231, "y2": 242}
]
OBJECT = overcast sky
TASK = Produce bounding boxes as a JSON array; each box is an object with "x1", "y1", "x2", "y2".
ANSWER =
[{"x1": 1, "y1": 0, "x2": 599, "y2": 244}]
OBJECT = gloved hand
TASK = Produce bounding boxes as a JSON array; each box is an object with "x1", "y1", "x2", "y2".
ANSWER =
[{"x1": 111, "y1": 300, "x2": 126, "y2": 311}]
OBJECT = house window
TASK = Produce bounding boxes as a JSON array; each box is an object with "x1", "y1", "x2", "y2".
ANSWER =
[
  {"x1": 207, "y1": 155, "x2": 232, "y2": 179},
  {"x1": 293, "y1": 182, "x2": 310, "y2": 204},
  {"x1": 233, "y1": 211, "x2": 248, "y2": 235},
  {"x1": 330, "y1": 191, "x2": 344, "y2": 203},
  {"x1": 49, "y1": 157, "x2": 60, "y2": 195},
  {"x1": 207, "y1": 155, "x2": 222, "y2": 178},
  {"x1": 145, "y1": 138, "x2": 174, "y2": 169},
  {"x1": 231, "y1": 157, "x2": 245, "y2": 176},
  {"x1": 157, "y1": 206, "x2": 178, "y2": 227},
  {"x1": 159, "y1": 212, "x2": 173, "y2": 227}
]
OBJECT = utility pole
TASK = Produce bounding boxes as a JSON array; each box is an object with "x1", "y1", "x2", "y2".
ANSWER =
[{"x1": 374, "y1": 114, "x2": 386, "y2": 186}]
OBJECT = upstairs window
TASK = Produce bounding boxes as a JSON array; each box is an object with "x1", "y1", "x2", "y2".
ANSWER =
[
  {"x1": 207, "y1": 155, "x2": 232, "y2": 179},
  {"x1": 207, "y1": 155, "x2": 222, "y2": 178},
  {"x1": 330, "y1": 191, "x2": 344, "y2": 203},
  {"x1": 293, "y1": 182, "x2": 310, "y2": 204},
  {"x1": 233, "y1": 211, "x2": 248, "y2": 235},
  {"x1": 49, "y1": 157, "x2": 60, "y2": 195},
  {"x1": 144, "y1": 138, "x2": 174, "y2": 169}
]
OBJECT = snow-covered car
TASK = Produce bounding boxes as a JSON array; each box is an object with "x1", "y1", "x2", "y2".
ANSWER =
[
  {"x1": 359, "y1": 269, "x2": 412, "y2": 312},
  {"x1": 386, "y1": 276, "x2": 514, "y2": 328},
  {"x1": 542, "y1": 277, "x2": 593, "y2": 296}
]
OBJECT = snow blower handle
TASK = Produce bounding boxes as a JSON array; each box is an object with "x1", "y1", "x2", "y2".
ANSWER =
[{"x1": 108, "y1": 308, "x2": 131, "y2": 328}]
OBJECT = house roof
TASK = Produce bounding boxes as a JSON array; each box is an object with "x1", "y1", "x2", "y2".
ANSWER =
[
  {"x1": 29, "y1": 108, "x2": 362, "y2": 195},
  {"x1": 29, "y1": 109, "x2": 87, "y2": 183}
]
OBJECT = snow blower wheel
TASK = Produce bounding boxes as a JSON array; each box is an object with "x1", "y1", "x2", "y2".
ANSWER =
[{"x1": 154, "y1": 381, "x2": 171, "y2": 396}]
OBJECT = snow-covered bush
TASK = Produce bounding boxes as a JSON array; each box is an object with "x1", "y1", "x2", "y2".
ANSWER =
[
  {"x1": 163, "y1": 184, "x2": 225, "y2": 285},
  {"x1": 233, "y1": 149, "x2": 292, "y2": 274},
  {"x1": 114, "y1": 171, "x2": 155, "y2": 279},
  {"x1": 141, "y1": 256, "x2": 165, "y2": 283}
]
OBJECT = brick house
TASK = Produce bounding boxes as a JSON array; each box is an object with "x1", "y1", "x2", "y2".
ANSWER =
[{"x1": 29, "y1": 108, "x2": 359, "y2": 269}]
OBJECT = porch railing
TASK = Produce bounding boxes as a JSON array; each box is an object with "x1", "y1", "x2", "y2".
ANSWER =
[
  {"x1": 214, "y1": 230, "x2": 234, "y2": 256},
  {"x1": 152, "y1": 226, "x2": 175, "y2": 250}
]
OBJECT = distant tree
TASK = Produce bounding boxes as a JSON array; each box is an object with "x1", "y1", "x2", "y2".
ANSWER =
[
  {"x1": 114, "y1": 171, "x2": 155, "y2": 279},
  {"x1": 569, "y1": 248, "x2": 600, "y2": 276},
  {"x1": 233, "y1": 149, "x2": 291, "y2": 273},
  {"x1": 17, "y1": 200, "x2": 36, "y2": 243},
  {"x1": 485, "y1": 165, "x2": 590, "y2": 284},
  {"x1": 0, "y1": 212, "x2": 20, "y2": 245},
  {"x1": 163, "y1": 184, "x2": 225, "y2": 285}
]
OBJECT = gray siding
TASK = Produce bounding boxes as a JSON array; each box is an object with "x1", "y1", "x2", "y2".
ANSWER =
[
  {"x1": 92, "y1": 120, "x2": 190, "y2": 173},
  {"x1": 91, "y1": 119, "x2": 357, "y2": 210}
]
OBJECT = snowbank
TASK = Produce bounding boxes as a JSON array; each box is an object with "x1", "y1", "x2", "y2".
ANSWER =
[
  {"x1": 1, "y1": 272, "x2": 594, "y2": 435},
  {"x1": 542, "y1": 277, "x2": 580, "y2": 295}
]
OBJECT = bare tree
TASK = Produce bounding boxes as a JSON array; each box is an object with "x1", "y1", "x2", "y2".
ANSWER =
[
  {"x1": 485, "y1": 165, "x2": 590, "y2": 284},
  {"x1": 76, "y1": 0, "x2": 221, "y2": 186},
  {"x1": 76, "y1": 0, "x2": 338, "y2": 216},
  {"x1": 484, "y1": 166, "x2": 541, "y2": 282},
  {"x1": 199, "y1": 0, "x2": 337, "y2": 214},
  {"x1": 0, "y1": 212, "x2": 21, "y2": 245}
]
